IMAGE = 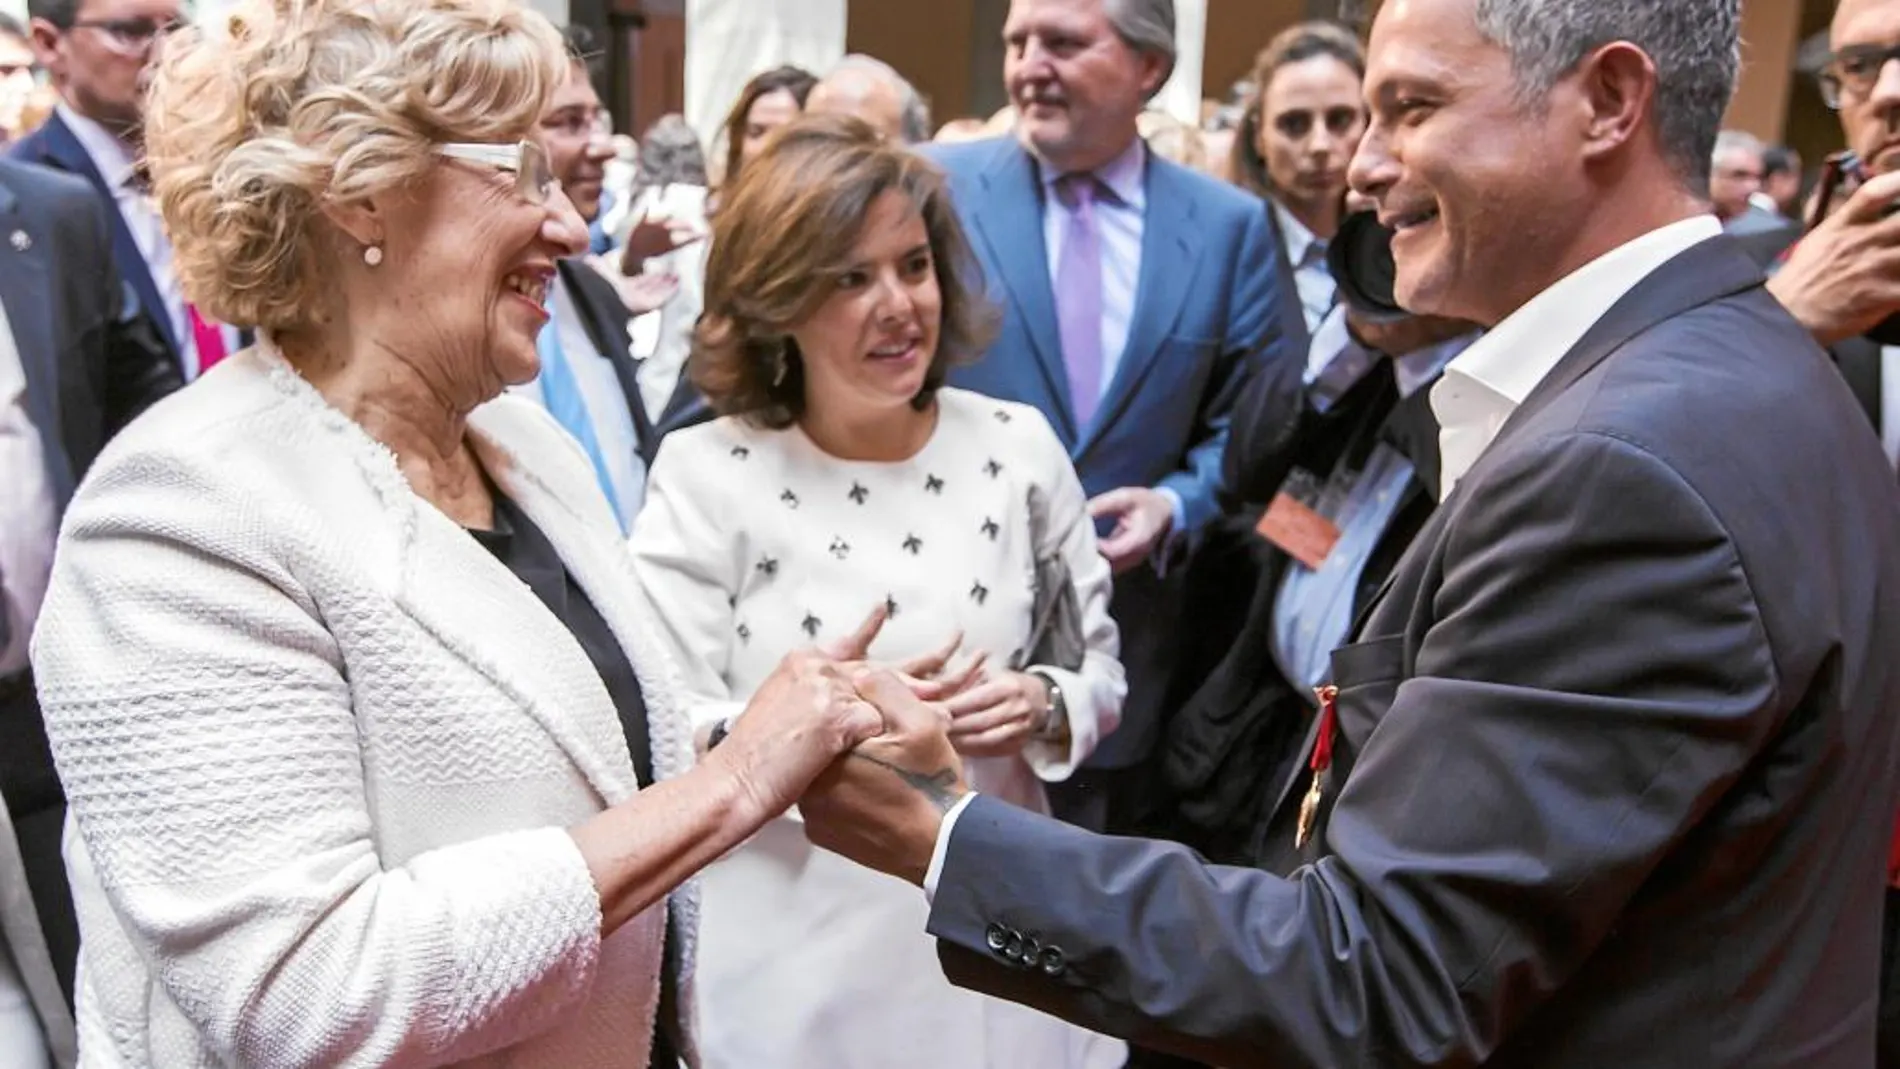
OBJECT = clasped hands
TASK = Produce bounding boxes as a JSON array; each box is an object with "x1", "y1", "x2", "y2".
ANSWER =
[{"x1": 706, "y1": 605, "x2": 1050, "y2": 886}]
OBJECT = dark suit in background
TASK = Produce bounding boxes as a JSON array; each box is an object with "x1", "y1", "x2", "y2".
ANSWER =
[
  {"x1": 925, "y1": 135, "x2": 1300, "y2": 831},
  {"x1": 1164, "y1": 327, "x2": 1454, "y2": 869},
  {"x1": 557, "y1": 260, "x2": 711, "y2": 471},
  {"x1": 11, "y1": 113, "x2": 181, "y2": 374},
  {"x1": 924, "y1": 236, "x2": 1900, "y2": 1068},
  {"x1": 0, "y1": 158, "x2": 178, "y2": 1008}
]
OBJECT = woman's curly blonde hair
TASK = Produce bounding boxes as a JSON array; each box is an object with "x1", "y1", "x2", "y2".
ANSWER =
[{"x1": 143, "y1": 0, "x2": 568, "y2": 332}]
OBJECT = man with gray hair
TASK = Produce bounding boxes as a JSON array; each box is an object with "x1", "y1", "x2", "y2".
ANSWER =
[
  {"x1": 806, "y1": 53, "x2": 932, "y2": 144},
  {"x1": 1709, "y1": 128, "x2": 1781, "y2": 234},
  {"x1": 799, "y1": 0, "x2": 1900, "y2": 1065},
  {"x1": 917, "y1": 0, "x2": 1303, "y2": 844}
]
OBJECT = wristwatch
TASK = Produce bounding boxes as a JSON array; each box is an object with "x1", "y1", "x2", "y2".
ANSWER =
[{"x1": 1026, "y1": 670, "x2": 1069, "y2": 742}]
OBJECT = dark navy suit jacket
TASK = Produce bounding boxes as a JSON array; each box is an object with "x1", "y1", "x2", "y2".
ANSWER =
[
  {"x1": 926, "y1": 236, "x2": 1900, "y2": 1068},
  {"x1": 13, "y1": 111, "x2": 184, "y2": 373},
  {"x1": 923, "y1": 135, "x2": 1301, "y2": 767}
]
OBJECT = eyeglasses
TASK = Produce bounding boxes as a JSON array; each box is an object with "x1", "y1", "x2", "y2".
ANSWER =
[
  {"x1": 435, "y1": 140, "x2": 557, "y2": 204},
  {"x1": 70, "y1": 16, "x2": 183, "y2": 55},
  {"x1": 1819, "y1": 42, "x2": 1900, "y2": 109},
  {"x1": 540, "y1": 106, "x2": 611, "y2": 142}
]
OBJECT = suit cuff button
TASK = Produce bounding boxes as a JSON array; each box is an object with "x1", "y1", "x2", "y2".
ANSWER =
[
  {"x1": 986, "y1": 924, "x2": 1010, "y2": 953},
  {"x1": 1039, "y1": 947, "x2": 1066, "y2": 976}
]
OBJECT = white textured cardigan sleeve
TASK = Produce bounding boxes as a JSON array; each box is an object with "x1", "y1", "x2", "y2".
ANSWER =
[
  {"x1": 30, "y1": 457, "x2": 605, "y2": 1068},
  {"x1": 1017, "y1": 412, "x2": 1125, "y2": 780}
]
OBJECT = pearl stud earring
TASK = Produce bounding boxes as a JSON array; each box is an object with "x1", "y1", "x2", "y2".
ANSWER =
[{"x1": 363, "y1": 245, "x2": 384, "y2": 267}]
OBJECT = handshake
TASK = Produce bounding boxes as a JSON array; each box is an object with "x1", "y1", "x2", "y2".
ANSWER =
[{"x1": 702, "y1": 604, "x2": 1057, "y2": 885}]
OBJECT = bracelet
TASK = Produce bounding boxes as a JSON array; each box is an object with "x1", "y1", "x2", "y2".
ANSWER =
[{"x1": 706, "y1": 718, "x2": 732, "y2": 751}]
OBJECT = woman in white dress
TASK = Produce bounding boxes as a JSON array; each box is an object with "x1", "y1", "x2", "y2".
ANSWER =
[{"x1": 630, "y1": 115, "x2": 1127, "y2": 1069}]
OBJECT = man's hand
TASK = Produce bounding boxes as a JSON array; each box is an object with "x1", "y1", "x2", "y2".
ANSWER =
[
  {"x1": 610, "y1": 271, "x2": 681, "y2": 317},
  {"x1": 1767, "y1": 169, "x2": 1900, "y2": 346},
  {"x1": 802, "y1": 670, "x2": 969, "y2": 887},
  {"x1": 709, "y1": 606, "x2": 890, "y2": 821},
  {"x1": 619, "y1": 211, "x2": 705, "y2": 276},
  {"x1": 944, "y1": 671, "x2": 1050, "y2": 757},
  {"x1": 1088, "y1": 486, "x2": 1174, "y2": 574}
]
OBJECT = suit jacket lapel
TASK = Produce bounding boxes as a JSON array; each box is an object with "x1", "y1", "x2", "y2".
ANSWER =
[
  {"x1": 558, "y1": 260, "x2": 660, "y2": 458},
  {"x1": 1492, "y1": 236, "x2": 1764, "y2": 455},
  {"x1": 395, "y1": 496, "x2": 638, "y2": 805},
  {"x1": 470, "y1": 415, "x2": 696, "y2": 790},
  {"x1": 42, "y1": 115, "x2": 180, "y2": 360},
  {"x1": 0, "y1": 179, "x2": 76, "y2": 506},
  {"x1": 656, "y1": 374, "x2": 709, "y2": 438},
  {"x1": 1345, "y1": 234, "x2": 1768, "y2": 642},
  {"x1": 971, "y1": 141, "x2": 1077, "y2": 443},
  {"x1": 1080, "y1": 157, "x2": 1199, "y2": 454},
  {"x1": 250, "y1": 341, "x2": 637, "y2": 805}
]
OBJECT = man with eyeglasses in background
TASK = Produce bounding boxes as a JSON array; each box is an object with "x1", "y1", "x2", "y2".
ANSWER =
[
  {"x1": 15, "y1": 0, "x2": 239, "y2": 384},
  {"x1": 511, "y1": 25, "x2": 685, "y2": 531},
  {"x1": 1767, "y1": 2, "x2": 1900, "y2": 1065}
]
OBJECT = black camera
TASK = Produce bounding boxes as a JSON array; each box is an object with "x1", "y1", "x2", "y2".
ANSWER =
[{"x1": 1326, "y1": 209, "x2": 1407, "y2": 324}]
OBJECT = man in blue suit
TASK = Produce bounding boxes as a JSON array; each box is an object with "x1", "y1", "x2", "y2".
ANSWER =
[
  {"x1": 17, "y1": 0, "x2": 240, "y2": 381},
  {"x1": 926, "y1": 0, "x2": 1300, "y2": 833}
]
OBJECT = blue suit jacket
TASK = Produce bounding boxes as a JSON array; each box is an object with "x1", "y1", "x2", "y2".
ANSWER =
[
  {"x1": 924, "y1": 136, "x2": 1300, "y2": 767},
  {"x1": 12, "y1": 112, "x2": 182, "y2": 370}
]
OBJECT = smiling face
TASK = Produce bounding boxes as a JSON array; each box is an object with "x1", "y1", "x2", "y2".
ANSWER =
[
  {"x1": 367, "y1": 147, "x2": 589, "y2": 407},
  {"x1": 1349, "y1": 0, "x2": 1584, "y2": 325},
  {"x1": 1259, "y1": 53, "x2": 1366, "y2": 215},
  {"x1": 790, "y1": 189, "x2": 942, "y2": 421},
  {"x1": 1003, "y1": 0, "x2": 1166, "y2": 174},
  {"x1": 539, "y1": 61, "x2": 612, "y2": 221}
]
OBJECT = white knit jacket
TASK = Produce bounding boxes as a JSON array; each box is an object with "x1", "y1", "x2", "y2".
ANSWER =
[{"x1": 29, "y1": 344, "x2": 699, "y2": 1068}]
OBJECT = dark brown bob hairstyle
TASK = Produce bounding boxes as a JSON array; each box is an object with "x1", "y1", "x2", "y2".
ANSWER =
[{"x1": 693, "y1": 114, "x2": 996, "y2": 429}]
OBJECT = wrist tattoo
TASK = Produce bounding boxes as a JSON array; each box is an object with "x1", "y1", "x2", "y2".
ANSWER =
[{"x1": 849, "y1": 752, "x2": 962, "y2": 814}]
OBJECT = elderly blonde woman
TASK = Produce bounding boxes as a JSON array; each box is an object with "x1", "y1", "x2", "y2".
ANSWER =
[{"x1": 26, "y1": 1, "x2": 886, "y2": 1066}]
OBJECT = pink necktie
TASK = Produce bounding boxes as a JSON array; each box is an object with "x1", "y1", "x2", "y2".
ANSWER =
[
  {"x1": 190, "y1": 305, "x2": 228, "y2": 374},
  {"x1": 1054, "y1": 173, "x2": 1104, "y2": 429}
]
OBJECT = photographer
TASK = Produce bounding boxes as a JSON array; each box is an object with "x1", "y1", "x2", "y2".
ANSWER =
[
  {"x1": 1763, "y1": 5, "x2": 1900, "y2": 1067},
  {"x1": 1767, "y1": 0, "x2": 1900, "y2": 472}
]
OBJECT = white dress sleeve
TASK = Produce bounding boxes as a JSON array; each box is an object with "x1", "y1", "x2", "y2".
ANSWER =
[
  {"x1": 1016, "y1": 411, "x2": 1125, "y2": 780},
  {"x1": 628, "y1": 429, "x2": 749, "y2": 737}
]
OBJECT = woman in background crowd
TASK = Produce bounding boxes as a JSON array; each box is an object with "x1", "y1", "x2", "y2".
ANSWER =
[
  {"x1": 631, "y1": 115, "x2": 1126, "y2": 1069},
  {"x1": 716, "y1": 63, "x2": 816, "y2": 192},
  {"x1": 31, "y1": 1, "x2": 884, "y2": 1063},
  {"x1": 1228, "y1": 21, "x2": 1367, "y2": 333}
]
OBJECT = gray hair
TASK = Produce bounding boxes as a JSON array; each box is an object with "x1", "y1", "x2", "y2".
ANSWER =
[
  {"x1": 1712, "y1": 128, "x2": 1764, "y2": 163},
  {"x1": 1106, "y1": 0, "x2": 1178, "y2": 98},
  {"x1": 1473, "y1": 0, "x2": 1739, "y2": 190},
  {"x1": 830, "y1": 54, "x2": 933, "y2": 145},
  {"x1": 634, "y1": 114, "x2": 709, "y2": 192}
]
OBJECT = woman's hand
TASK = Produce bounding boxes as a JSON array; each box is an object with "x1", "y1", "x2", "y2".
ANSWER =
[
  {"x1": 710, "y1": 611, "x2": 889, "y2": 820},
  {"x1": 943, "y1": 671, "x2": 1052, "y2": 758}
]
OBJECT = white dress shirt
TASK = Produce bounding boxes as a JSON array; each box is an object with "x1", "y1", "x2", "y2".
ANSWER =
[
  {"x1": 0, "y1": 292, "x2": 56, "y2": 676},
  {"x1": 510, "y1": 272, "x2": 647, "y2": 523},
  {"x1": 1037, "y1": 137, "x2": 1146, "y2": 404},
  {"x1": 1274, "y1": 200, "x2": 1339, "y2": 335},
  {"x1": 1879, "y1": 347, "x2": 1900, "y2": 470},
  {"x1": 1431, "y1": 215, "x2": 1724, "y2": 498}
]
